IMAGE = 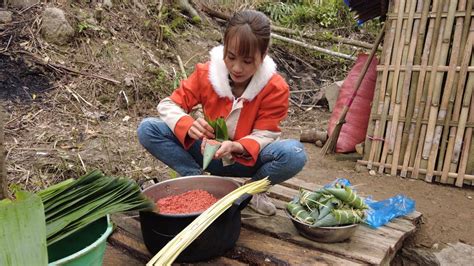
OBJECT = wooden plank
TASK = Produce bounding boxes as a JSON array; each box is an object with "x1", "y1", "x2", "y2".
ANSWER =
[
  {"x1": 108, "y1": 227, "x2": 151, "y2": 262},
  {"x1": 103, "y1": 245, "x2": 144, "y2": 266},
  {"x1": 245, "y1": 179, "x2": 422, "y2": 225},
  {"x1": 229, "y1": 228, "x2": 364, "y2": 265},
  {"x1": 109, "y1": 214, "x2": 247, "y2": 265},
  {"x1": 268, "y1": 197, "x2": 420, "y2": 232},
  {"x1": 281, "y1": 177, "x2": 322, "y2": 191},
  {"x1": 358, "y1": 159, "x2": 474, "y2": 181},
  {"x1": 241, "y1": 208, "x2": 410, "y2": 265},
  {"x1": 184, "y1": 257, "x2": 247, "y2": 266}
]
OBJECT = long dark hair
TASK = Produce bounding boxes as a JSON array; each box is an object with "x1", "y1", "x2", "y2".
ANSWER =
[{"x1": 224, "y1": 10, "x2": 271, "y2": 60}]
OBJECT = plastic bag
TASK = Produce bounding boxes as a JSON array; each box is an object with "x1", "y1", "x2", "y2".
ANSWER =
[
  {"x1": 327, "y1": 54, "x2": 378, "y2": 153},
  {"x1": 320, "y1": 178, "x2": 416, "y2": 228},
  {"x1": 364, "y1": 194, "x2": 416, "y2": 228}
]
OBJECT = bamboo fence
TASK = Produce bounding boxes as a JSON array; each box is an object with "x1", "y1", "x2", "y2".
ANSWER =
[{"x1": 359, "y1": 0, "x2": 474, "y2": 187}]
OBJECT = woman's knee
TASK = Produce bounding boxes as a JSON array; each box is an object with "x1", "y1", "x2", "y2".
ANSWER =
[
  {"x1": 273, "y1": 139, "x2": 307, "y2": 172},
  {"x1": 285, "y1": 140, "x2": 307, "y2": 171},
  {"x1": 137, "y1": 118, "x2": 169, "y2": 147}
]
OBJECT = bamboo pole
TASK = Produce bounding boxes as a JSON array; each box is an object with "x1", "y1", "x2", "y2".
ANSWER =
[
  {"x1": 364, "y1": 42, "x2": 386, "y2": 162},
  {"x1": 441, "y1": 21, "x2": 474, "y2": 184},
  {"x1": 357, "y1": 160, "x2": 474, "y2": 181},
  {"x1": 449, "y1": 33, "x2": 474, "y2": 182},
  {"x1": 400, "y1": 0, "x2": 432, "y2": 177},
  {"x1": 377, "y1": 0, "x2": 406, "y2": 174},
  {"x1": 456, "y1": 53, "x2": 474, "y2": 186},
  {"x1": 386, "y1": 10, "x2": 474, "y2": 19},
  {"x1": 438, "y1": 0, "x2": 473, "y2": 180},
  {"x1": 367, "y1": 2, "x2": 398, "y2": 169},
  {"x1": 414, "y1": 0, "x2": 449, "y2": 179},
  {"x1": 376, "y1": 65, "x2": 474, "y2": 71},
  {"x1": 389, "y1": 0, "x2": 419, "y2": 176},
  {"x1": 0, "y1": 104, "x2": 6, "y2": 200},
  {"x1": 369, "y1": 115, "x2": 474, "y2": 127},
  {"x1": 270, "y1": 33, "x2": 356, "y2": 61},
  {"x1": 410, "y1": 0, "x2": 444, "y2": 179},
  {"x1": 422, "y1": 0, "x2": 460, "y2": 182}
]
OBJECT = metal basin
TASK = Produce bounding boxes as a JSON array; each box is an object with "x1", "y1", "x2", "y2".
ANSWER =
[
  {"x1": 139, "y1": 175, "x2": 251, "y2": 262},
  {"x1": 286, "y1": 210, "x2": 359, "y2": 243}
]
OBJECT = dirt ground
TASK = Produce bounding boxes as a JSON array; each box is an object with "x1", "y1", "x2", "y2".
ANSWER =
[{"x1": 2, "y1": 2, "x2": 473, "y2": 261}]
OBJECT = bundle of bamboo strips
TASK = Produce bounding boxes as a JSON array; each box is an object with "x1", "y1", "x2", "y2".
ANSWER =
[{"x1": 359, "y1": 0, "x2": 474, "y2": 187}]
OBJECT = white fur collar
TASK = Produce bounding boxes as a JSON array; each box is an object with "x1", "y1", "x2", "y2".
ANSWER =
[{"x1": 208, "y1": 45, "x2": 277, "y2": 101}]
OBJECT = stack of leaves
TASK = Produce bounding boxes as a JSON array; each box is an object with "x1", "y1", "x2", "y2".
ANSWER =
[
  {"x1": 38, "y1": 170, "x2": 154, "y2": 245},
  {"x1": 202, "y1": 117, "x2": 229, "y2": 170},
  {"x1": 287, "y1": 183, "x2": 368, "y2": 227}
]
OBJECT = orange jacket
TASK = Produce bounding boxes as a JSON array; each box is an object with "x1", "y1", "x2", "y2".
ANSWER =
[{"x1": 158, "y1": 46, "x2": 289, "y2": 166}]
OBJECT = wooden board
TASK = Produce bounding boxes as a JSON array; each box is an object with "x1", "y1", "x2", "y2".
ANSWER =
[{"x1": 106, "y1": 178, "x2": 422, "y2": 265}]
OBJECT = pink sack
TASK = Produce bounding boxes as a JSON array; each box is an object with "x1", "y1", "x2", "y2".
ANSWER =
[{"x1": 327, "y1": 53, "x2": 378, "y2": 153}]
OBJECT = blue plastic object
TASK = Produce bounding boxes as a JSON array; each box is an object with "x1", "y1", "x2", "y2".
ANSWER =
[
  {"x1": 322, "y1": 178, "x2": 416, "y2": 228},
  {"x1": 364, "y1": 194, "x2": 416, "y2": 228}
]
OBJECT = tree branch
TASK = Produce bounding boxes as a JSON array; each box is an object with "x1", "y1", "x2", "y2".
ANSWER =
[{"x1": 0, "y1": 104, "x2": 8, "y2": 200}]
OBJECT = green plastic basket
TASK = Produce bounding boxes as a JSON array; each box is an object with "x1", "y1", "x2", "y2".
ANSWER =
[{"x1": 48, "y1": 215, "x2": 113, "y2": 266}]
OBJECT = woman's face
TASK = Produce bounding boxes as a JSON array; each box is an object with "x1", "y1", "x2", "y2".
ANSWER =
[{"x1": 224, "y1": 38, "x2": 264, "y2": 86}]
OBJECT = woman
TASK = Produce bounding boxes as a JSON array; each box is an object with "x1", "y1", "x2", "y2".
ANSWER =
[{"x1": 138, "y1": 10, "x2": 307, "y2": 216}]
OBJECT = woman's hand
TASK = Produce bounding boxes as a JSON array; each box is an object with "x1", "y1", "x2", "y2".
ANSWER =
[
  {"x1": 188, "y1": 118, "x2": 215, "y2": 140},
  {"x1": 201, "y1": 139, "x2": 245, "y2": 159}
]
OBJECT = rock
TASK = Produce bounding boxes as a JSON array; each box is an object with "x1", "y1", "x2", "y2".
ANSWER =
[
  {"x1": 354, "y1": 163, "x2": 366, "y2": 173},
  {"x1": 315, "y1": 140, "x2": 323, "y2": 147},
  {"x1": 369, "y1": 170, "x2": 377, "y2": 176},
  {"x1": 322, "y1": 80, "x2": 344, "y2": 112},
  {"x1": 400, "y1": 247, "x2": 440, "y2": 266},
  {"x1": 0, "y1": 11, "x2": 13, "y2": 23},
  {"x1": 435, "y1": 242, "x2": 474, "y2": 265},
  {"x1": 103, "y1": 0, "x2": 113, "y2": 9},
  {"x1": 8, "y1": 0, "x2": 39, "y2": 8},
  {"x1": 40, "y1": 8, "x2": 75, "y2": 45},
  {"x1": 355, "y1": 142, "x2": 364, "y2": 155}
]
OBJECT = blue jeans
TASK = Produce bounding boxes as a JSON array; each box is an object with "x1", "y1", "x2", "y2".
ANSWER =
[{"x1": 137, "y1": 118, "x2": 307, "y2": 184}]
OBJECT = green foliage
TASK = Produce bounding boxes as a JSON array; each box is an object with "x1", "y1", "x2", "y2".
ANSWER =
[
  {"x1": 206, "y1": 117, "x2": 229, "y2": 141},
  {"x1": 78, "y1": 21, "x2": 93, "y2": 33},
  {"x1": 169, "y1": 170, "x2": 178, "y2": 179},
  {"x1": 259, "y1": 2, "x2": 298, "y2": 23},
  {"x1": 149, "y1": 67, "x2": 174, "y2": 95},
  {"x1": 258, "y1": 0, "x2": 354, "y2": 28}
]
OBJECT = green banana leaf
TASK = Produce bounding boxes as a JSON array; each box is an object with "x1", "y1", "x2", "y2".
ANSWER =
[
  {"x1": 202, "y1": 117, "x2": 229, "y2": 170},
  {"x1": 0, "y1": 191, "x2": 48, "y2": 266},
  {"x1": 38, "y1": 170, "x2": 154, "y2": 246},
  {"x1": 202, "y1": 142, "x2": 221, "y2": 170}
]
